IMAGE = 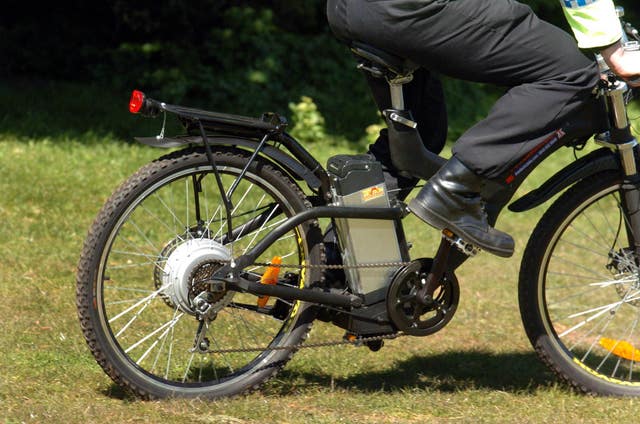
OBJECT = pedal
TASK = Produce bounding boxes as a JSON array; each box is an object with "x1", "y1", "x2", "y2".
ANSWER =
[{"x1": 442, "y1": 229, "x2": 480, "y2": 257}]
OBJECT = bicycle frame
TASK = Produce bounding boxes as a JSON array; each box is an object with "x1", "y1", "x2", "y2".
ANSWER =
[
  {"x1": 218, "y1": 82, "x2": 639, "y2": 310},
  {"x1": 128, "y1": 18, "x2": 640, "y2": 313}
]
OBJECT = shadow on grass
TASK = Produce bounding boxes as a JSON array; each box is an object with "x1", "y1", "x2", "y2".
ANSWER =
[
  {"x1": 101, "y1": 384, "x2": 138, "y2": 401},
  {"x1": 273, "y1": 350, "x2": 557, "y2": 395},
  {"x1": 101, "y1": 350, "x2": 558, "y2": 400}
]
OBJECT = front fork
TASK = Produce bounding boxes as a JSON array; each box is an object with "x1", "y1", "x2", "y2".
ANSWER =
[{"x1": 598, "y1": 80, "x2": 640, "y2": 255}]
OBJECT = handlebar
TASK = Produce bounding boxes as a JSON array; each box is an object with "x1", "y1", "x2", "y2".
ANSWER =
[
  {"x1": 596, "y1": 10, "x2": 640, "y2": 86},
  {"x1": 624, "y1": 22, "x2": 640, "y2": 41}
]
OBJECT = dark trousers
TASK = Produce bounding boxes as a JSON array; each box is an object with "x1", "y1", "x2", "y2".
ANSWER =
[{"x1": 327, "y1": 0, "x2": 601, "y2": 180}]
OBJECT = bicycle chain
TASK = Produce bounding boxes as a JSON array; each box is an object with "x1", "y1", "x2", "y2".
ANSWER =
[
  {"x1": 202, "y1": 260, "x2": 412, "y2": 354},
  {"x1": 204, "y1": 232, "x2": 474, "y2": 354},
  {"x1": 250, "y1": 260, "x2": 414, "y2": 270},
  {"x1": 205, "y1": 332, "x2": 406, "y2": 354}
]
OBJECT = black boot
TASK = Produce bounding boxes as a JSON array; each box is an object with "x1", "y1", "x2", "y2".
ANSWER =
[{"x1": 408, "y1": 156, "x2": 515, "y2": 257}]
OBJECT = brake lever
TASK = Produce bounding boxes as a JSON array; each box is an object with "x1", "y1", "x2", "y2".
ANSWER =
[{"x1": 624, "y1": 22, "x2": 640, "y2": 41}]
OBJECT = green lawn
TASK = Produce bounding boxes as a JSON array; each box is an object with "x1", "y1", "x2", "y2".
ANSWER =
[{"x1": 2, "y1": 82, "x2": 640, "y2": 423}]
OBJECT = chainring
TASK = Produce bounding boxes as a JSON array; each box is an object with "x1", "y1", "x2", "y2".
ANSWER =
[{"x1": 386, "y1": 258, "x2": 459, "y2": 336}]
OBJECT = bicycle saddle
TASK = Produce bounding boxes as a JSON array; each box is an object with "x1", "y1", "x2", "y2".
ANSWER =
[{"x1": 350, "y1": 42, "x2": 419, "y2": 78}]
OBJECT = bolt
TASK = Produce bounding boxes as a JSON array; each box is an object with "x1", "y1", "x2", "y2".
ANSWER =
[{"x1": 199, "y1": 337, "x2": 210, "y2": 351}]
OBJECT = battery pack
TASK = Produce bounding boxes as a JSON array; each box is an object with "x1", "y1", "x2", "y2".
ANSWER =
[{"x1": 327, "y1": 155, "x2": 403, "y2": 299}]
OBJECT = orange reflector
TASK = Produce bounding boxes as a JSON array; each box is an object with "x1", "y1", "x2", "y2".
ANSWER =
[
  {"x1": 442, "y1": 228, "x2": 454, "y2": 238},
  {"x1": 599, "y1": 337, "x2": 640, "y2": 361},
  {"x1": 257, "y1": 256, "x2": 282, "y2": 308}
]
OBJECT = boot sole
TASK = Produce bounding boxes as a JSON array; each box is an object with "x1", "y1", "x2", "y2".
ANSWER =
[{"x1": 408, "y1": 199, "x2": 514, "y2": 258}]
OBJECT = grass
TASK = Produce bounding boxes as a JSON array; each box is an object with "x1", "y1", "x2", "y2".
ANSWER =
[{"x1": 2, "y1": 80, "x2": 640, "y2": 423}]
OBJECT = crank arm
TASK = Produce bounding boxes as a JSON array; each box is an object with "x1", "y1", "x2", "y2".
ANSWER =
[{"x1": 415, "y1": 231, "x2": 461, "y2": 307}]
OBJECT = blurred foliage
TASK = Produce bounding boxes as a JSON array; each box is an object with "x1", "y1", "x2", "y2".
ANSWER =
[
  {"x1": 288, "y1": 96, "x2": 327, "y2": 143},
  {"x1": 1, "y1": 0, "x2": 638, "y2": 141}
]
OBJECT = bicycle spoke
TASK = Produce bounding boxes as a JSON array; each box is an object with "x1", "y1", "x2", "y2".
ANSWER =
[
  {"x1": 125, "y1": 313, "x2": 184, "y2": 356},
  {"x1": 78, "y1": 151, "x2": 319, "y2": 398},
  {"x1": 510, "y1": 159, "x2": 640, "y2": 396},
  {"x1": 136, "y1": 312, "x2": 185, "y2": 365}
]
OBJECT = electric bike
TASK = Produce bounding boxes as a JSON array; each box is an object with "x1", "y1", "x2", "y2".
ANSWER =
[{"x1": 77, "y1": 7, "x2": 640, "y2": 399}]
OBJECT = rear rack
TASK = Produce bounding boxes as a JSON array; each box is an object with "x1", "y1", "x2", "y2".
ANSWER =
[
  {"x1": 132, "y1": 90, "x2": 287, "y2": 138},
  {"x1": 163, "y1": 103, "x2": 288, "y2": 137},
  {"x1": 161, "y1": 98, "x2": 292, "y2": 238}
]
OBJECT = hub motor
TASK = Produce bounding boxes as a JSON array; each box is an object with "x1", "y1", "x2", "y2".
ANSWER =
[{"x1": 154, "y1": 237, "x2": 232, "y2": 315}]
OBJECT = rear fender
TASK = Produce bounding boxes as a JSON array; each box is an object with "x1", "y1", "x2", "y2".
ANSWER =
[{"x1": 135, "y1": 135, "x2": 322, "y2": 190}]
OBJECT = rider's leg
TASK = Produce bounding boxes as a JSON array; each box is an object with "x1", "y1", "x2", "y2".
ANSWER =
[
  {"x1": 410, "y1": 156, "x2": 515, "y2": 256},
  {"x1": 368, "y1": 68, "x2": 515, "y2": 256},
  {"x1": 329, "y1": 0, "x2": 600, "y2": 256}
]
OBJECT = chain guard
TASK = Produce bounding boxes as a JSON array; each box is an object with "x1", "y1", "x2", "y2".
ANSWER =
[{"x1": 386, "y1": 258, "x2": 459, "y2": 336}]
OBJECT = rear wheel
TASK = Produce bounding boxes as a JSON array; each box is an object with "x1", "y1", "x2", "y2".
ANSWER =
[
  {"x1": 77, "y1": 147, "x2": 323, "y2": 399},
  {"x1": 520, "y1": 170, "x2": 640, "y2": 396}
]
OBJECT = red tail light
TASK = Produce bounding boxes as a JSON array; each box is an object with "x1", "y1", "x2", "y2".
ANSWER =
[{"x1": 129, "y1": 90, "x2": 145, "y2": 114}]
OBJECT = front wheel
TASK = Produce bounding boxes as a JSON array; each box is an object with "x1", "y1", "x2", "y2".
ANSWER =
[
  {"x1": 77, "y1": 147, "x2": 324, "y2": 399},
  {"x1": 520, "y1": 170, "x2": 640, "y2": 396}
]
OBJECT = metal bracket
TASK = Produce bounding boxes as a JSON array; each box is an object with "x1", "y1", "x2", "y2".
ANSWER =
[
  {"x1": 356, "y1": 63, "x2": 384, "y2": 78},
  {"x1": 388, "y1": 112, "x2": 418, "y2": 129}
]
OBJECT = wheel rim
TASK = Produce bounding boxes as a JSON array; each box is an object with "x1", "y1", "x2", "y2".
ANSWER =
[
  {"x1": 540, "y1": 182, "x2": 640, "y2": 386},
  {"x1": 95, "y1": 163, "x2": 309, "y2": 391}
]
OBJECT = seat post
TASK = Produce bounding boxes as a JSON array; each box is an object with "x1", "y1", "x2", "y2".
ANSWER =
[
  {"x1": 388, "y1": 74, "x2": 414, "y2": 110},
  {"x1": 389, "y1": 83, "x2": 405, "y2": 110}
]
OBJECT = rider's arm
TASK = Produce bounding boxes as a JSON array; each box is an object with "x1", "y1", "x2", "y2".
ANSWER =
[
  {"x1": 561, "y1": 0, "x2": 640, "y2": 84},
  {"x1": 601, "y1": 42, "x2": 640, "y2": 83},
  {"x1": 561, "y1": 0, "x2": 621, "y2": 49}
]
